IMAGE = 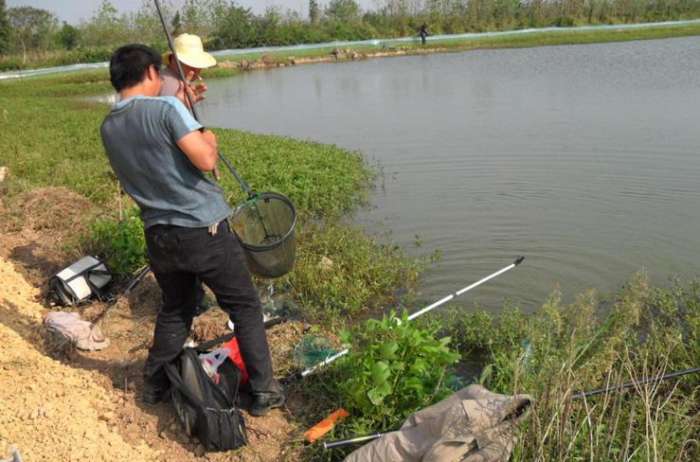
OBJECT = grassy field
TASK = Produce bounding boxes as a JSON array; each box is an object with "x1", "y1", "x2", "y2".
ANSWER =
[
  {"x1": 1, "y1": 59, "x2": 698, "y2": 461},
  {"x1": 0, "y1": 71, "x2": 420, "y2": 325}
]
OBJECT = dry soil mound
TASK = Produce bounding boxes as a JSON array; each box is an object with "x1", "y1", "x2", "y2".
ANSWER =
[{"x1": 0, "y1": 256, "x2": 159, "y2": 461}]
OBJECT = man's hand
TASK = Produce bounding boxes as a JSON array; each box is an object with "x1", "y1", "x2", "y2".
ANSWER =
[
  {"x1": 192, "y1": 80, "x2": 208, "y2": 103},
  {"x1": 175, "y1": 80, "x2": 195, "y2": 108},
  {"x1": 184, "y1": 70, "x2": 207, "y2": 104},
  {"x1": 175, "y1": 77, "x2": 207, "y2": 108}
]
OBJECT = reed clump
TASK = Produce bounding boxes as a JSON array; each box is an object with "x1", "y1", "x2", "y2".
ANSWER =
[{"x1": 443, "y1": 273, "x2": 699, "y2": 461}]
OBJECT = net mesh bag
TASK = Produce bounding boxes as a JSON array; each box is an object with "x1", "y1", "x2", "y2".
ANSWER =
[
  {"x1": 293, "y1": 335, "x2": 338, "y2": 369},
  {"x1": 230, "y1": 192, "x2": 296, "y2": 278}
]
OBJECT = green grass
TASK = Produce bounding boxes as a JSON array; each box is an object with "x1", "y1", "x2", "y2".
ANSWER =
[
  {"x1": 299, "y1": 274, "x2": 700, "y2": 461},
  {"x1": 439, "y1": 273, "x2": 700, "y2": 461},
  {"x1": 212, "y1": 129, "x2": 372, "y2": 219},
  {"x1": 0, "y1": 71, "x2": 418, "y2": 322}
]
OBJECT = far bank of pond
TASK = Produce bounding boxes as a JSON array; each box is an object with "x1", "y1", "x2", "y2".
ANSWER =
[
  {"x1": 3, "y1": 20, "x2": 700, "y2": 79},
  {"x1": 209, "y1": 20, "x2": 700, "y2": 72}
]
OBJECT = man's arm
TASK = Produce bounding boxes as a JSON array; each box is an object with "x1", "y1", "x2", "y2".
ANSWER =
[{"x1": 177, "y1": 129, "x2": 218, "y2": 172}]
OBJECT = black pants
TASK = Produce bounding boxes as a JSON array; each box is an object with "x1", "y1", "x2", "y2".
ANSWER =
[{"x1": 143, "y1": 220, "x2": 275, "y2": 393}]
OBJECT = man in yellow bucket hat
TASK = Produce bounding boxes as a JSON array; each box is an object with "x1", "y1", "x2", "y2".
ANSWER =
[
  {"x1": 160, "y1": 33, "x2": 217, "y2": 104},
  {"x1": 161, "y1": 33, "x2": 218, "y2": 319}
]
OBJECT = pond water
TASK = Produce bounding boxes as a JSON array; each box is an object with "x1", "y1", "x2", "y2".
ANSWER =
[{"x1": 200, "y1": 36, "x2": 700, "y2": 311}]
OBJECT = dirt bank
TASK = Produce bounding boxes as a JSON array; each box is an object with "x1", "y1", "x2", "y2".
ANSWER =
[
  {"x1": 0, "y1": 256, "x2": 160, "y2": 461},
  {"x1": 0, "y1": 188, "x2": 313, "y2": 461}
]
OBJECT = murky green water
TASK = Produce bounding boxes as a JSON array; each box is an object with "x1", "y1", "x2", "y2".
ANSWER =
[{"x1": 201, "y1": 37, "x2": 700, "y2": 311}]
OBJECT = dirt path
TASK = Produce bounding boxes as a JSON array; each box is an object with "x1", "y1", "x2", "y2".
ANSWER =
[
  {"x1": 0, "y1": 188, "x2": 312, "y2": 461},
  {"x1": 0, "y1": 256, "x2": 160, "y2": 461}
]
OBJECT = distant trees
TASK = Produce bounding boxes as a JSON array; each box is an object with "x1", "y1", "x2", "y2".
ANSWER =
[
  {"x1": 7, "y1": 6, "x2": 58, "y2": 62},
  {"x1": 2, "y1": 0, "x2": 700, "y2": 69},
  {"x1": 0, "y1": 0, "x2": 10, "y2": 54},
  {"x1": 79, "y1": 0, "x2": 130, "y2": 48},
  {"x1": 210, "y1": 3, "x2": 257, "y2": 48},
  {"x1": 309, "y1": 0, "x2": 321, "y2": 24},
  {"x1": 326, "y1": 0, "x2": 362, "y2": 21},
  {"x1": 57, "y1": 22, "x2": 80, "y2": 50},
  {"x1": 172, "y1": 11, "x2": 183, "y2": 35}
]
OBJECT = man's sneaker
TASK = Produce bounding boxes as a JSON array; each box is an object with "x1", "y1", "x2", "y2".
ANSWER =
[
  {"x1": 250, "y1": 390, "x2": 286, "y2": 417},
  {"x1": 141, "y1": 382, "x2": 169, "y2": 405}
]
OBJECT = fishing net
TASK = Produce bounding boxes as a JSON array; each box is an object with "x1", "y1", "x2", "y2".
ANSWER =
[
  {"x1": 293, "y1": 335, "x2": 338, "y2": 369},
  {"x1": 230, "y1": 192, "x2": 296, "y2": 278}
]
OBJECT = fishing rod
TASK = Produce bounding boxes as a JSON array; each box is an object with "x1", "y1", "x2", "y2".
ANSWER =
[
  {"x1": 287, "y1": 256, "x2": 525, "y2": 382},
  {"x1": 322, "y1": 366, "x2": 700, "y2": 450},
  {"x1": 90, "y1": 265, "x2": 151, "y2": 328},
  {"x1": 571, "y1": 366, "x2": 700, "y2": 400},
  {"x1": 153, "y1": 0, "x2": 253, "y2": 197}
]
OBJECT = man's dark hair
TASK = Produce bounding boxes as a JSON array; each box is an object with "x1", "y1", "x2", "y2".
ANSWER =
[{"x1": 109, "y1": 44, "x2": 162, "y2": 92}]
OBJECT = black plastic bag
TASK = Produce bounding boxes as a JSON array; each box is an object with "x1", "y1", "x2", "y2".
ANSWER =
[{"x1": 164, "y1": 347, "x2": 247, "y2": 452}]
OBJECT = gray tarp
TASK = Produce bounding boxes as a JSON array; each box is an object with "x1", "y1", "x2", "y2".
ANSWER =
[{"x1": 344, "y1": 384, "x2": 533, "y2": 462}]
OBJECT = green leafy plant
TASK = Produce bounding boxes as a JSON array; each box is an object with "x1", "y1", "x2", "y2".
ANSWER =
[
  {"x1": 336, "y1": 311, "x2": 460, "y2": 430},
  {"x1": 84, "y1": 208, "x2": 146, "y2": 276}
]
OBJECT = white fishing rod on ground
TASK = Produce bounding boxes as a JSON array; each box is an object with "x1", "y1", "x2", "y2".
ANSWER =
[{"x1": 292, "y1": 256, "x2": 525, "y2": 381}]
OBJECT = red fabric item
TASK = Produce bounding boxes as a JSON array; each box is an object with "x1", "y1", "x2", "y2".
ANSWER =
[{"x1": 223, "y1": 337, "x2": 249, "y2": 384}]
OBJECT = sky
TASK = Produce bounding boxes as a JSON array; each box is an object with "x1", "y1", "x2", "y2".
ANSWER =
[{"x1": 6, "y1": 0, "x2": 379, "y2": 24}]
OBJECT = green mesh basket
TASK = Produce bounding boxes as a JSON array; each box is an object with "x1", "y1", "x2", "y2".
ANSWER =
[{"x1": 230, "y1": 192, "x2": 296, "y2": 278}]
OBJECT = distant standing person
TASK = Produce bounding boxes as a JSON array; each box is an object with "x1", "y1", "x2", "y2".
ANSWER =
[
  {"x1": 419, "y1": 23, "x2": 429, "y2": 45},
  {"x1": 160, "y1": 33, "x2": 216, "y2": 103}
]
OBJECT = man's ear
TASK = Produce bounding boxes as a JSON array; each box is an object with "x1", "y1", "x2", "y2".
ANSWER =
[{"x1": 147, "y1": 65, "x2": 159, "y2": 82}]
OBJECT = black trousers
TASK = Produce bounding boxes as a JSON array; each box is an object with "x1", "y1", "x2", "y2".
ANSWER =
[{"x1": 143, "y1": 220, "x2": 275, "y2": 393}]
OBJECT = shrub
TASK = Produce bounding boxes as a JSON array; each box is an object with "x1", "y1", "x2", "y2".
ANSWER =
[
  {"x1": 335, "y1": 311, "x2": 461, "y2": 429},
  {"x1": 84, "y1": 209, "x2": 146, "y2": 276}
]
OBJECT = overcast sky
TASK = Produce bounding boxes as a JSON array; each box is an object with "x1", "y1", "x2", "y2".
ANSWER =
[{"x1": 6, "y1": 0, "x2": 379, "y2": 24}]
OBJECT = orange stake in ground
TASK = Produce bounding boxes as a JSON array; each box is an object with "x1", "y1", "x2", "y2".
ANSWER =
[{"x1": 304, "y1": 408, "x2": 350, "y2": 443}]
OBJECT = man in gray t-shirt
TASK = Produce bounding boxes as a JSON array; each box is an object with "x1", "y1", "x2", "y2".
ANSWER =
[
  {"x1": 101, "y1": 44, "x2": 284, "y2": 416},
  {"x1": 101, "y1": 94, "x2": 230, "y2": 228}
]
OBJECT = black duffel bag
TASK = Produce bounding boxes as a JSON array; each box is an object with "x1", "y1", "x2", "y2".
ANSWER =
[{"x1": 164, "y1": 344, "x2": 247, "y2": 452}]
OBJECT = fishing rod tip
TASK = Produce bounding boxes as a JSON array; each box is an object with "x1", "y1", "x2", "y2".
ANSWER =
[{"x1": 514, "y1": 256, "x2": 525, "y2": 266}]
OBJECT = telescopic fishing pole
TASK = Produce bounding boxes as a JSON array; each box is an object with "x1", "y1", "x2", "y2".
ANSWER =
[
  {"x1": 322, "y1": 366, "x2": 700, "y2": 450},
  {"x1": 288, "y1": 256, "x2": 525, "y2": 381},
  {"x1": 153, "y1": 0, "x2": 253, "y2": 197},
  {"x1": 571, "y1": 366, "x2": 700, "y2": 400}
]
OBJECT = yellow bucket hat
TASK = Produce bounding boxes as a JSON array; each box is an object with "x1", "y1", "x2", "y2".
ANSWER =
[{"x1": 163, "y1": 33, "x2": 217, "y2": 69}]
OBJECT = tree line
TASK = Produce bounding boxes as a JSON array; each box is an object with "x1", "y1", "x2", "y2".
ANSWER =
[{"x1": 1, "y1": 0, "x2": 700, "y2": 69}]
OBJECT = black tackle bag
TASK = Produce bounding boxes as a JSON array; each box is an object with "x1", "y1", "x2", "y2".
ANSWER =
[{"x1": 164, "y1": 346, "x2": 247, "y2": 451}]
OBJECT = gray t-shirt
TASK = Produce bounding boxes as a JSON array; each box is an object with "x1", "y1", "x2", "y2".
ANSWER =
[{"x1": 100, "y1": 96, "x2": 231, "y2": 229}]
